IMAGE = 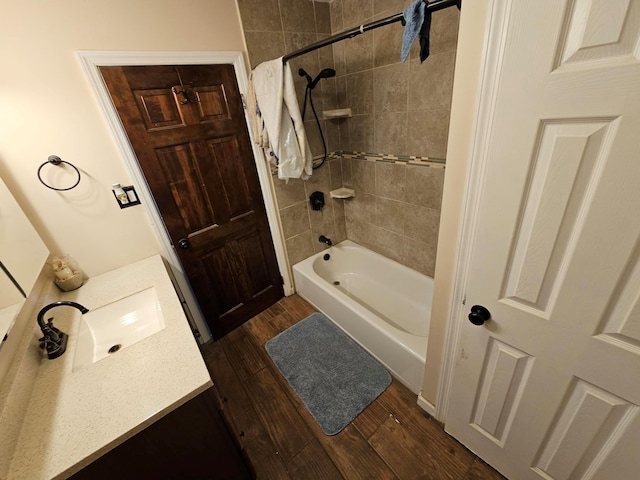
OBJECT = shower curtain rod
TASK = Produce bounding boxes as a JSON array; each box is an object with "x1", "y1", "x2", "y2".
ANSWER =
[{"x1": 282, "y1": 0, "x2": 461, "y2": 64}]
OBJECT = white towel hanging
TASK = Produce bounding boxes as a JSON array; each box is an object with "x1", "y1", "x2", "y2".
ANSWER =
[{"x1": 250, "y1": 58, "x2": 313, "y2": 181}]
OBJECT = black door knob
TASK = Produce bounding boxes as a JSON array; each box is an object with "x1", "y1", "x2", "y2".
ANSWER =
[
  {"x1": 178, "y1": 238, "x2": 190, "y2": 249},
  {"x1": 468, "y1": 305, "x2": 491, "y2": 326}
]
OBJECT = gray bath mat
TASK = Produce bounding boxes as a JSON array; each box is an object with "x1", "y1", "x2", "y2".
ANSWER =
[{"x1": 265, "y1": 312, "x2": 391, "y2": 435}]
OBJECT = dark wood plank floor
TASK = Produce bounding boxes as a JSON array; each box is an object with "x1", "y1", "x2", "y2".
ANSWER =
[{"x1": 201, "y1": 294, "x2": 505, "y2": 480}]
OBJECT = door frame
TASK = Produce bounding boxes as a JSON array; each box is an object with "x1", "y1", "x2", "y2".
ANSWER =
[
  {"x1": 77, "y1": 50, "x2": 292, "y2": 343},
  {"x1": 432, "y1": 0, "x2": 509, "y2": 422}
]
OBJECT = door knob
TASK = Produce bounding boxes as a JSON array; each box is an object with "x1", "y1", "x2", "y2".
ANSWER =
[
  {"x1": 178, "y1": 238, "x2": 190, "y2": 249},
  {"x1": 468, "y1": 305, "x2": 491, "y2": 326}
]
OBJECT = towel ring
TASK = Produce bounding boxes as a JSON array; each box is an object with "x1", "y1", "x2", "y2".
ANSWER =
[{"x1": 37, "y1": 155, "x2": 81, "y2": 191}]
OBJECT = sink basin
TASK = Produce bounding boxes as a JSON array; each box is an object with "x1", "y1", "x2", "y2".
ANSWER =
[{"x1": 73, "y1": 287, "x2": 165, "y2": 371}]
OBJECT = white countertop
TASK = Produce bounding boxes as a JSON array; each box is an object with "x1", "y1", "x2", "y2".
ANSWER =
[{"x1": 4, "y1": 255, "x2": 212, "y2": 480}]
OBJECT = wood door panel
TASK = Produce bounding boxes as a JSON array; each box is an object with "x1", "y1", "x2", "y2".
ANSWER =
[
  {"x1": 194, "y1": 84, "x2": 231, "y2": 122},
  {"x1": 156, "y1": 143, "x2": 219, "y2": 233},
  {"x1": 199, "y1": 244, "x2": 245, "y2": 316},
  {"x1": 133, "y1": 88, "x2": 185, "y2": 131},
  {"x1": 117, "y1": 65, "x2": 178, "y2": 89},
  {"x1": 178, "y1": 65, "x2": 244, "y2": 121},
  {"x1": 188, "y1": 230, "x2": 281, "y2": 335},
  {"x1": 196, "y1": 229, "x2": 278, "y2": 308},
  {"x1": 236, "y1": 229, "x2": 278, "y2": 298},
  {"x1": 206, "y1": 136, "x2": 254, "y2": 220},
  {"x1": 100, "y1": 64, "x2": 283, "y2": 339}
]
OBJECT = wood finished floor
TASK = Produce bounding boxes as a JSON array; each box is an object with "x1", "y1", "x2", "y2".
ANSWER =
[{"x1": 201, "y1": 295, "x2": 505, "y2": 480}]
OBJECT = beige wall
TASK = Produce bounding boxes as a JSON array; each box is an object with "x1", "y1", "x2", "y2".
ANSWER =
[
  {"x1": 422, "y1": 0, "x2": 492, "y2": 406},
  {"x1": 0, "y1": 0, "x2": 246, "y2": 278}
]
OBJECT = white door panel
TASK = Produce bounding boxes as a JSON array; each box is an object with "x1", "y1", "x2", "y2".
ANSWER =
[{"x1": 446, "y1": 0, "x2": 640, "y2": 478}]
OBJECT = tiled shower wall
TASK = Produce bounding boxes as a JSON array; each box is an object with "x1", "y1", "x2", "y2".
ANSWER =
[
  {"x1": 237, "y1": 0, "x2": 348, "y2": 268},
  {"x1": 331, "y1": 0, "x2": 458, "y2": 158},
  {"x1": 237, "y1": 0, "x2": 458, "y2": 277},
  {"x1": 341, "y1": 154, "x2": 445, "y2": 275}
]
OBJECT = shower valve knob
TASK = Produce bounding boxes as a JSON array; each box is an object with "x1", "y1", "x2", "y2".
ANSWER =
[
  {"x1": 468, "y1": 305, "x2": 491, "y2": 326},
  {"x1": 178, "y1": 238, "x2": 190, "y2": 249}
]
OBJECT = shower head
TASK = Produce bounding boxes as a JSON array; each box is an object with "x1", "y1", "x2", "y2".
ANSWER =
[
  {"x1": 317, "y1": 68, "x2": 337, "y2": 79},
  {"x1": 308, "y1": 68, "x2": 336, "y2": 90},
  {"x1": 298, "y1": 68, "x2": 313, "y2": 84}
]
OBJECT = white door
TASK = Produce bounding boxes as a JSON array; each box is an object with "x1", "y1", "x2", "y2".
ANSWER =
[{"x1": 445, "y1": 1, "x2": 640, "y2": 479}]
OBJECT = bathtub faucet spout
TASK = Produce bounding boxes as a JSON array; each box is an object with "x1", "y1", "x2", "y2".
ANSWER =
[{"x1": 318, "y1": 235, "x2": 332, "y2": 246}]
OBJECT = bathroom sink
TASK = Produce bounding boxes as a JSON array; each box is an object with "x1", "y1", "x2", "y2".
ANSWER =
[{"x1": 73, "y1": 287, "x2": 165, "y2": 371}]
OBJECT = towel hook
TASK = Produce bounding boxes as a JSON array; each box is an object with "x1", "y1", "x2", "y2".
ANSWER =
[
  {"x1": 172, "y1": 67, "x2": 199, "y2": 105},
  {"x1": 37, "y1": 155, "x2": 81, "y2": 191}
]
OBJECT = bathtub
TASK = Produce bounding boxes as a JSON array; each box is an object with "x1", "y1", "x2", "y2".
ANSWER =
[{"x1": 292, "y1": 240, "x2": 432, "y2": 394}]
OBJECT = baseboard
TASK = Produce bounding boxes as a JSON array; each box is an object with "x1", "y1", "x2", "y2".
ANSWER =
[{"x1": 417, "y1": 393, "x2": 437, "y2": 418}]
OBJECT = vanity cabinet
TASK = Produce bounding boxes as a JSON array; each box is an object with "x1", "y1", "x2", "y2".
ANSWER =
[{"x1": 70, "y1": 387, "x2": 252, "y2": 479}]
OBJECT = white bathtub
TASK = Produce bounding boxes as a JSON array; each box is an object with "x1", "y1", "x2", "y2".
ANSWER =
[{"x1": 292, "y1": 240, "x2": 432, "y2": 394}]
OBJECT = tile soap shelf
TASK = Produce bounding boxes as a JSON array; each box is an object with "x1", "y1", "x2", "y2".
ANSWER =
[
  {"x1": 330, "y1": 187, "x2": 355, "y2": 199},
  {"x1": 323, "y1": 108, "x2": 352, "y2": 119}
]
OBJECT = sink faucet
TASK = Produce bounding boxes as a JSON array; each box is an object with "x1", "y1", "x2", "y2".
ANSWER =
[
  {"x1": 37, "y1": 301, "x2": 89, "y2": 359},
  {"x1": 318, "y1": 235, "x2": 332, "y2": 246}
]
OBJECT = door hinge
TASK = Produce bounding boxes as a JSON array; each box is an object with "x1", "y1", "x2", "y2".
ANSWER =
[
  {"x1": 462, "y1": 294, "x2": 467, "y2": 306},
  {"x1": 192, "y1": 327, "x2": 201, "y2": 341},
  {"x1": 240, "y1": 93, "x2": 247, "y2": 109}
]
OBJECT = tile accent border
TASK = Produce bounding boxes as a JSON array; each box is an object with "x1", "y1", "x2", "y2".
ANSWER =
[
  {"x1": 269, "y1": 151, "x2": 446, "y2": 176},
  {"x1": 340, "y1": 151, "x2": 446, "y2": 168}
]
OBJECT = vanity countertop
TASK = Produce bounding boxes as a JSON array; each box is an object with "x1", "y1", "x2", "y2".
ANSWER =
[{"x1": 5, "y1": 255, "x2": 212, "y2": 480}]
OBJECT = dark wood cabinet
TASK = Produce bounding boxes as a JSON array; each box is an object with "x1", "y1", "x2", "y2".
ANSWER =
[{"x1": 70, "y1": 387, "x2": 252, "y2": 480}]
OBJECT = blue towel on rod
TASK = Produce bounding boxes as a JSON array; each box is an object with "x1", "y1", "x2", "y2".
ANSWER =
[{"x1": 401, "y1": 0, "x2": 433, "y2": 63}]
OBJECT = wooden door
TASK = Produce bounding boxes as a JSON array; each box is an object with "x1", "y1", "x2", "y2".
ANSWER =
[
  {"x1": 446, "y1": 1, "x2": 640, "y2": 479},
  {"x1": 100, "y1": 64, "x2": 283, "y2": 339}
]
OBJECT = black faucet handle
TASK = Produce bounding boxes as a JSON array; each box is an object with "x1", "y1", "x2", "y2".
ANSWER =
[
  {"x1": 39, "y1": 329, "x2": 68, "y2": 359},
  {"x1": 42, "y1": 323, "x2": 62, "y2": 344},
  {"x1": 46, "y1": 318, "x2": 62, "y2": 334}
]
